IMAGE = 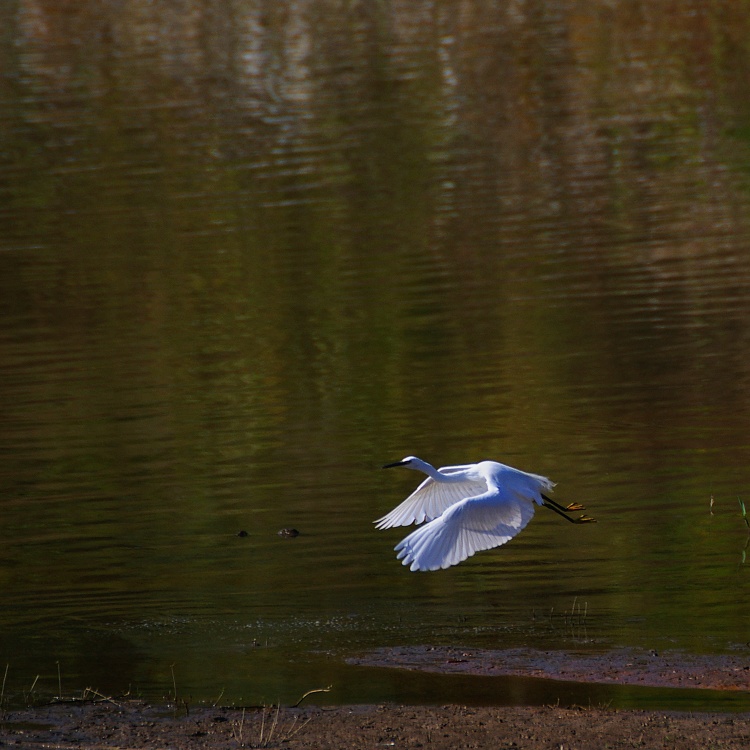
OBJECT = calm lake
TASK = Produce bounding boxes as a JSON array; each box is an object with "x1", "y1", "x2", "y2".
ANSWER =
[{"x1": 1, "y1": 1, "x2": 750, "y2": 709}]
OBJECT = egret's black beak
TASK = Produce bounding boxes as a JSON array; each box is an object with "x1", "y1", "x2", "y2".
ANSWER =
[{"x1": 382, "y1": 460, "x2": 407, "y2": 469}]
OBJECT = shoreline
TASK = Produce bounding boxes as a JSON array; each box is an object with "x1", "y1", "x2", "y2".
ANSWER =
[
  {"x1": 348, "y1": 645, "x2": 750, "y2": 691},
  {"x1": 2, "y1": 647, "x2": 749, "y2": 748}
]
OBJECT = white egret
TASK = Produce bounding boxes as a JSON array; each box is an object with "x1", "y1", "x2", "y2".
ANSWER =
[{"x1": 376, "y1": 456, "x2": 595, "y2": 572}]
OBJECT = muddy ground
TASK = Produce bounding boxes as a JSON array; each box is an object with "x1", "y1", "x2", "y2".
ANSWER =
[{"x1": 2, "y1": 701, "x2": 749, "y2": 749}]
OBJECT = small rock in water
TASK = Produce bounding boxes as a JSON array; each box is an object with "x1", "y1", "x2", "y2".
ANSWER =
[
  {"x1": 237, "y1": 530, "x2": 249, "y2": 537},
  {"x1": 277, "y1": 528, "x2": 300, "y2": 538}
]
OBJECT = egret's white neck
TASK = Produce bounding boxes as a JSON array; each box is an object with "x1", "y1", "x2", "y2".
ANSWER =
[{"x1": 410, "y1": 458, "x2": 464, "y2": 482}]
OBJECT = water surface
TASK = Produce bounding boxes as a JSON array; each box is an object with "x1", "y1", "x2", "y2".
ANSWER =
[{"x1": 1, "y1": 1, "x2": 750, "y2": 708}]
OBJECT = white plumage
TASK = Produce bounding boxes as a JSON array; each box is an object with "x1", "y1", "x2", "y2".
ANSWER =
[{"x1": 376, "y1": 456, "x2": 593, "y2": 572}]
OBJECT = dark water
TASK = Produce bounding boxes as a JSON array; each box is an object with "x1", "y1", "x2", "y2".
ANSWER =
[{"x1": 2, "y1": 1, "x2": 750, "y2": 708}]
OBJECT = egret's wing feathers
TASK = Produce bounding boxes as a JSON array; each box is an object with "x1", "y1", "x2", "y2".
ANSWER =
[
  {"x1": 394, "y1": 490, "x2": 536, "y2": 571},
  {"x1": 374, "y1": 472, "x2": 487, "y2": 529}
]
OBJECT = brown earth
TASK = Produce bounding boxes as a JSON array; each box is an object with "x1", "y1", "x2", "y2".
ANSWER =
[{"x1": 2, "y1": 700, "x2": 749, "y2": 749}]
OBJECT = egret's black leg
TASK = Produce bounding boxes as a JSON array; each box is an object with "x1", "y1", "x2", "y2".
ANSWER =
[
  {"x1": 541, "y1": 493, "x2": 586, "y2": 513},
  {"x1": 542, "y1": 496, "x2": 596, "y2": 524}
]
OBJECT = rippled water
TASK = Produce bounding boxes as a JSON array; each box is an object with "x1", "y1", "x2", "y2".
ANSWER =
[{"x1": 1, "y1": 1, "x2": 750, "y2": 708}]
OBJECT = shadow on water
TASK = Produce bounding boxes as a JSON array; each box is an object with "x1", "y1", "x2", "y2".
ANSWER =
[
  {"x1": 329, "y1": 665, "x2": 750, "y2": 713},
  {"x1": 2, "y1": 652, "x2": 748, "y2": 714}
]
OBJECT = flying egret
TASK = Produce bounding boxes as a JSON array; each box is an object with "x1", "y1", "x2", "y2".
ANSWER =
[{"x1": 376, "y1": 456, "x2": 595, "y2": 572}]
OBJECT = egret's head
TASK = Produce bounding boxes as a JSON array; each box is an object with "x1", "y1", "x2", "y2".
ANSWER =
[{"x1": 382, "y1": 456, "x2": 421, "y2": 470}]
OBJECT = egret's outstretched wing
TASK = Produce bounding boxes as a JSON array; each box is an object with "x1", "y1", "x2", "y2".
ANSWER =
[
  {"x1": 393, "y1": 490, "x2": 535, "y2": 571},
  {"x1": 375, "y1": 466, "x2": 486, "y2": 529}
]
